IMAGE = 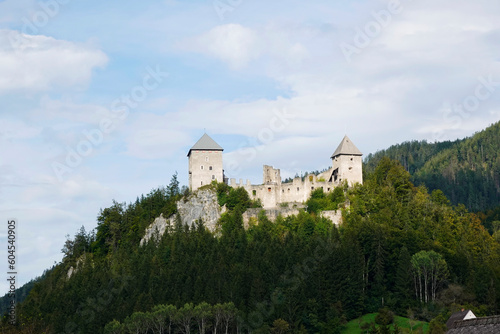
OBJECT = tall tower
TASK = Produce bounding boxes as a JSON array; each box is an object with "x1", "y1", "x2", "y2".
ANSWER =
[
  {"x1": 188, "y1": 133, "x2": 224, "y2": 191},
  {"x1": 330, "y1": 135, "x2": 363, "y2": 186}
]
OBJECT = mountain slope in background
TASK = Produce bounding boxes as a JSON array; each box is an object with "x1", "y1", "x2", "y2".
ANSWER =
[{"x1": 364, "y1": 121, "x2": 500, "y2": 212}]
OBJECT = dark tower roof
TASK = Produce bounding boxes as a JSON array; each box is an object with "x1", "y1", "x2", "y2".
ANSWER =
[
  {"x1": 188, "y1": 133, "x2": 223, "y2": 157},
  {"x1": 331, "y1": 135, "x2": 362, "y2": 159}
]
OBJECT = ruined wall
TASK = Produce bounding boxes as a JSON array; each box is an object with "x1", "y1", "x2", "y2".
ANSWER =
[
  {"x1": 320, "y1": 210, "x2": 343, "y2": 226},
  {"x1": 242, "y1": 205, "x2": 343, "y2": 228},
  {"x1": 279, "y1": 174, "x2": 339, "y2": 205},
  {"x1": 242, "y1": 203, "x2": 306, "y2": 228},
  {"x1": 263, "y1": 165, "x2": 281, "y2": 185},
  {"x1": 231, "y1": 169, "x2": 340, "y2": 209}
]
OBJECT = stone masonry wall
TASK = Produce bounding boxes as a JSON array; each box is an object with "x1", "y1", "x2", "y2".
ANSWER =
[{"x1": 241, "y1": 203, "x2": 306, "y2": 228}]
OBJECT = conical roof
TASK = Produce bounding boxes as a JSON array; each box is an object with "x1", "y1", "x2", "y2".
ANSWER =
[
  {"x1": 188, "y1": 133, "x2": 223, "y2": 156},
  {"x1": 331, "y1": 135, "x2": 362, "y2": 158}
]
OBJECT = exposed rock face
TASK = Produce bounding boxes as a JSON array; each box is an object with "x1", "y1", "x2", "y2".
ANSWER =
[
  {"x1": 66, "y1": 254, "x2": 87, "y2": 279},
  {"x1": 140, "y1": 213, "x2": 171, "y2": 246},
  {"x1": 67, "y1": 266, "x2": 75, "y2": 279},
  {"x1": 140, "y1": 188, "x2": 223, "y2": 245},
  {"x1": 177, "y1": 188, "x2": 223, "y2": 232}
]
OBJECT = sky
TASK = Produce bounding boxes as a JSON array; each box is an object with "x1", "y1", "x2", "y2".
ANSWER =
[{"x1": 1, "y1": 0, "x2": 500, "y2": 295}]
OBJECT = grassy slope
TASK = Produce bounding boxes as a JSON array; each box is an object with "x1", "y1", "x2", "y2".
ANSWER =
[{"x1": 342, "y1": 313, "x2": 429, "y2": 333}]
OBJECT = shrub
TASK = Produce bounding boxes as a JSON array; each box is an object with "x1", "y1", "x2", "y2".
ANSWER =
[{"x1": 375, "y1": 308, "x2": 394, "y2": 326}]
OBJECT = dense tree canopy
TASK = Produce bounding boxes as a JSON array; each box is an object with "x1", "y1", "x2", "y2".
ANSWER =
[{"x1": 364, "y1": 121, "x2": 500, "y2": 212}]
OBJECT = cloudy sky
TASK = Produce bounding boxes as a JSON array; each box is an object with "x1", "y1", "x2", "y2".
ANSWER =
[{"x1": 1, "y1": 0, "x2": 500, "y2": 294}]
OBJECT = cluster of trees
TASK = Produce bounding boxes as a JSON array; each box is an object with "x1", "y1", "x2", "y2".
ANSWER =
[
  {"x1": 92, "y1": 173, "x2": 185, "y2": 256},
  {"x1": 211, "y1": 182, "x2": 262, "y2": 210},
  {"x1": 1, "y1": 158, "x2": 499, "y2": 333},
  {"x1": 104, "y1": 302, "x2": 238, "y2": 334},
  {"x1": 364, "y1": 121, "x2": 500, "y2": 212},
  {"x1": 306, "y1": 186, "x2": 346, "y2": 213},
  {"x1": 411, "y1": 251, "x2": 448, "y2": 304}
]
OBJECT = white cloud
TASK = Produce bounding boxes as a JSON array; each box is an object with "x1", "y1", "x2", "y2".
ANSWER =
[
  {"x1": 181, "y1": 24, "x2": 261, "y2": 69},
  {"x1": 180, "y1": 22, "x2": 314, "y2": 71},
  {"x1": 0, "y1": 30, "x2": 108, "y2": 93}
]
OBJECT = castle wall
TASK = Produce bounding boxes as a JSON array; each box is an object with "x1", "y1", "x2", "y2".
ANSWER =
[
  {"x1": 320, "y1": 210, "x2": 343, "y2": 226},
  {"x1": 279, "y1": 175, "x2": 339, "y2": 205},
  {"x1": 242, "y1": 204, "x2": 305, "y2": 228},
  {"x1": 230, "y1": 179, "x2": 279, "y2": 209},
  {"x1": 189, "y1": 150, "x2": 223, "y2": 191},
  {"x1": 231, "y1": 170, "x2": 340, "y2": 209}
]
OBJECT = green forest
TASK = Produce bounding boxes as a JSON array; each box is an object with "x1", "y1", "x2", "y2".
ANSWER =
[{"x1": 2, "y1": 153, "x2": 500, "y2": 333}]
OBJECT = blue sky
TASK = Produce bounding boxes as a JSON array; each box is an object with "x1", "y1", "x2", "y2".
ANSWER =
[{"x1": 1, "y1": 0, "x2": 500, "y2": 294}]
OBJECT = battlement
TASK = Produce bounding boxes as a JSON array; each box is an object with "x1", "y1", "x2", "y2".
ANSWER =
[{"x1": 230, "y1": 178, "x2": 251, "y2": 187}]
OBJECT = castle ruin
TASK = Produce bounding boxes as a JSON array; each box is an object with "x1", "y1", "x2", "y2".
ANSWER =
[{"x1": 188, "y1": 133, "x2": 363, "y2": 209}]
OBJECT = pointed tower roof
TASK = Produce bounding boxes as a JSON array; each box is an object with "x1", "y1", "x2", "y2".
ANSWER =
[
  {"x1": 331, "y1": 135, "x2": 362, "y2": 158},
  {"x1": 188, "y1": 133, "x2": 223, "y2": 156}
]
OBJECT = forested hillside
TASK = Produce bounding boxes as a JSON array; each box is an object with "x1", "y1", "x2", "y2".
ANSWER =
[
  {"x1": 364, "y1": 121, "x2": 500, "y2": 212},
  {"x1": 2, "y1": 159, "x2": 499, "y2": 334},
  {"x1": 0, "y1": 275, "x2": 46, "y2": 318}
]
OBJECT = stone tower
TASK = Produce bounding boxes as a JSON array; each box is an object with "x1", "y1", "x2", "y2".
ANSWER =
[
  {"x1": 188, "y1": 133, "x2": 224, "y2": 191},
  {"x1": 330, "y1": 135, "x2": 363, "y2": 186}
]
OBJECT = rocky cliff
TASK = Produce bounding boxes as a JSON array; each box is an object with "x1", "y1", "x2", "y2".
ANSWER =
[{"x1": 141, "y1": 188, "x2": 224, "y2": 245}]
